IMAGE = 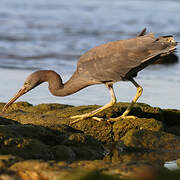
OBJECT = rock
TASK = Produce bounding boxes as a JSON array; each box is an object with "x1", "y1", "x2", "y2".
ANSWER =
[
  {"x1": 156, "y1": 169, "x2": 180, "y2": 180},
  {"x1": 0, "y1": 124, "x2": 53, "y2": 159},
  {"x1": 51, "y1": 145, "x2": 76, "y2": 161},
  {"x1": 2, "y1": 160, "x2": 180, "y2": 180},
  {"x1": 177, "y1": 159, "x2": 180, "y2": 168},
  {"x1": 9, "y1": 160, "x2": 121, "y2": 180},
  {"x1": 113, "y1": 118, "x2": 163, "y2": 141},
  {"x1": 62, "y1": 133, "x2": 105, "y2": 160},
  {"x1": 1, "y1": 137, "x2": 52, "y2": 159},
  {"x1": 0, "y1": 102, "x2": 32, "y2": 113},
  {"x1": 162, "y1": 109, "x2": 180, "y2": 126},
  {"x1": 103, "y1": 161, "x2": 157, "y2": 178},
  {"x1": 64, "y1": 170, "x2": 120, "y2": 180},
  {"x1": 165, "y1": 126, "x2": 180, "y2": 136},
  {"x1": 1, "y1": 101, "x2": 180, "y2": 179},
  {"x1": 69, "y1": 160, "x2": 164, "y2": 179},
  {"x1": 0, "y1": 124, "x2": 58, "y2": 145},
  {"x1": 0, "y1": 116, "x2": 105, "y2": 161},
  {"x1": 105, "y1": 148, "x2": 179, "y2": 166},
  {"x1": 10, "y1": 160, "x2": 72, "y2": 180},
  {"x1": 0, "y1": 116, "x2": 20, "y2": 126},
  {"x1": 121, "y1": 129, "x2": 180, "y2": 151},
  {"x1": 47, "y1": 124, "x2": 106, "y2": 160},
  {"x1": 86, "y1": 102, "x2": 164, "y2": 121},
  {"x1": 0, "y1": 171, "x2": 21, "y2": 180},
  {"x1": 71, "y1": 120, "x2": 113, "y2": 143},
  {"x1": 0, "y1": 155, "x2": 23, "y2": 169},
  {"x1": 71, "y1": 103, "x2": 164, "y2": 143}
]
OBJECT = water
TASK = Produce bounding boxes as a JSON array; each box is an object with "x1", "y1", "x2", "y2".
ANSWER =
[{"x1": 0, "y1": 0, "x2": 180, "y2": 108}]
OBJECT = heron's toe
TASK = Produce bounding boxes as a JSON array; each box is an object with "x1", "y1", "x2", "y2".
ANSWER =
[
  {"x1": 70, "y1": 114, "x2": 85, "y2": 119},
  {"x1": 70, "y1": 114, "x2": 105, "y2": 124},
  {"x1": 108, "y1": 115, "x2": 137, "y2": 122},
  {"x1": 70, "y1": 114, "x2": 89, "y2": 124},
  {"x1": 92, "y1": 117, "x2": 105, "y2": 122},
  {"x1": 121, "y1": 115, "x2": 137, "y2": 119}
]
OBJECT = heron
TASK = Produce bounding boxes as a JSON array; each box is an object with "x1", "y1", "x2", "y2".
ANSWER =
[{"x1": 2, "y1": 30, "x2": 177, "y2": 124}]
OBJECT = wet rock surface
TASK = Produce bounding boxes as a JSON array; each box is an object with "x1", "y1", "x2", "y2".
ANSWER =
[{"x1": 0, "y1": 101, "x2": 180, "y2": 179}]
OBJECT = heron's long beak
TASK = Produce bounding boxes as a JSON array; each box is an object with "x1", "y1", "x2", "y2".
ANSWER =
[{"x1": 2, "y1": 86, "x2": 27, "y2": 112}]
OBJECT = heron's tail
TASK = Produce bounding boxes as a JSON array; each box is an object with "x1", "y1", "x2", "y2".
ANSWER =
[
  {"x1": 162, "y1": 35, "x2": 177, "y2": 44},
  {"x1": 156, "y1": 35, "x2": 178, "y2": 56}
]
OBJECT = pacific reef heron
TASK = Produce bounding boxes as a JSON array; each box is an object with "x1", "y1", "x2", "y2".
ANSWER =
[{"x1": 2, "y1": 30, "x2": 178, "y2": 124}]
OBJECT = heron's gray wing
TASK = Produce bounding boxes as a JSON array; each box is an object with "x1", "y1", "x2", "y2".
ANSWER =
[{"x1": 77, "y1": 33, "x2": 176, "y2": 83}]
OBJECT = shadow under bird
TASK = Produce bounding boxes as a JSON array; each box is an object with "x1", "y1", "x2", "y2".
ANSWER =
[{"x1": 2, "y1": 30, "x2": 178, "y2": 124}]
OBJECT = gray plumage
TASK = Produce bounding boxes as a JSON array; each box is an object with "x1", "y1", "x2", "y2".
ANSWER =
[{"x1": 77, "y1": 33, "x2": 176, "y2": 83}]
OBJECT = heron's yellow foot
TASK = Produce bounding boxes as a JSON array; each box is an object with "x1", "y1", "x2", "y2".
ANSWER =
[
  {"x1": 70, "y1": 114, "x2": 105, "y2": 124},
  {"x1": 71, "y1": 114, "x2": 87, "y2": 120},
  {"x1": 70, "y1": 114, "x2": 88, "y2": 124},
  {"x1": 92, "y1": 117, "x2": 105, "y2": 121},
  {"x1": 70, "y1": 113, "x2": 93, "y2": 124},
  {"x1": 108, "y1": 115, "x2": 137, "y2": 122}
]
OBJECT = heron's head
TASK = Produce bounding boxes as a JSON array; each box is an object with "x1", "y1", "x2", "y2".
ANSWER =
[{"x1": 2, "y1": 71, "x2": 45, "y2": 112}]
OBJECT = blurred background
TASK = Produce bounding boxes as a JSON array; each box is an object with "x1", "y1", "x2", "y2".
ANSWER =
[{"x1": 0, "y1": 0, "x2": 180, "y2": 109}]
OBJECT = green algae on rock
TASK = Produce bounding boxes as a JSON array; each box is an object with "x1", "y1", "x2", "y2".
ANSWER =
[
  {"x1": 0, "y1": 115, "x2": 105, "y2": 161},
  {"x1": 71, "y1": 120, "x2": 114, "y2": 143},
  {"x1": 121, "y1": 129, "x2": 180, "y2": 151},
  {"x1": 162, "y1": 109, "x2": 180, "y2": 126},
  {"x1": 1, "y1": 101, "x2": 180, "y2": 179},
  {"x1": 70, "y1": 103, "x2": 164, "y2": 143},
  {"x1": 10, "y1": 160, "x2": 73, "y2": 180},
  {"x1": 0, "y1": 135, "x2": 52, "y2": 159},
  {"x1": 113, "y1": 118, "x2": 163, "y2": 141},
  {"x1": 51, "y1": 145, "x2": 76, "y2": 161},
  {"x1": 0, "y1": 155, "x2": 23, "y2": 169}
]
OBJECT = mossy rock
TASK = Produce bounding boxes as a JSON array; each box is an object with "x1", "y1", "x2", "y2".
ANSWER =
[
  {"x1": 103, "y1": 161, "x2": 157, "y2": 178},
  {"x1": 0, "y1": 121, "x2": 105, "y2": 161},
  {"x1": 1, "y1": 137, "x2": 52, "y2": 159},
  {"x1": 10, "y1": 160, "x2": 72, "y2": 179},
  {"x1": 0, "y1": 124, "x2": 54, "y2": 159},
  {"x1": 104, "y1": 148, "x2": 180, "y2": 166},
  {"x1": 72, "y1": 120, "x2": 113, "y2": 143},
  {"x1": 1, "y1": 101, "x2": 180, "y2": 153},
  {"x1": 51, "y1": 145, "x2": 76, "y2": 161},
  {"x1": 63, "y1": 170, "x2": 121, "y2": 180},
  {"x1": 0, "y1": 102, "x2": 32, "y2": 113},
  {"x1": 162, "y1": 109, "x2": 180, "y2": 126},
  {"x1": 28, "y1": 103, "x2": 73, "y2": 113},
  {"x1": 0, "y1": 124, "x2": 61, "y2": 146},
  {"x1": 7, "y1": 159, "x2": 180, "y2": 180},
  {"x1": 61, "y1": 133, "x2": 105, "y2": 160},
  {"x1": 0, "y1": 116, "x2": 20, "y2": 125},
  {"x1": 1, "y1": 101, "x2": 164, "y2": 125},
  {"x1": 0, "y1": 155, "x2": 23, "y2": 169},
  {"x1": 62, "y1": 133, "x2": 100, "y2": 146},
  {"x1": 121, "y1": 129, "x2": 180, "y2": 151},
  {"x1": 113, "y1": 118, "x2": 163, "y2": 141},
  {"x1": 165, "y1": 126, "x2": 180, "y2": 137},
  {"x1": 94, "y1": 102, "x2": 164, "y2": 121}
]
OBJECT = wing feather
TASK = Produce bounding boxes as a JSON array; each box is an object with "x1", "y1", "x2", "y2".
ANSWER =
[{"x1": 77, "y1": 33, "x2": 177, "y2": 82}]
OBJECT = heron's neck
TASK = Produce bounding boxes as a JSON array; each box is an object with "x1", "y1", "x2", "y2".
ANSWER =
[{"x1": 46, "y1": 70, "x2": 91, "y2": 96}]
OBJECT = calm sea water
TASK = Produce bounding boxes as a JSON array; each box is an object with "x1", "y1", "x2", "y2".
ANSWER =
[{"x1": 0, "y1": 0, "x2": 180, "y2": 109}]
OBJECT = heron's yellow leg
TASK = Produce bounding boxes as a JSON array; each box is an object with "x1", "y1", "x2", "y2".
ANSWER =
[
  {"x1": 109, "y1": 78, "x2": 143, "y2": 122},
  {"x1": 70, "y1": 83, "x2": 116, "y2": 124}
]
